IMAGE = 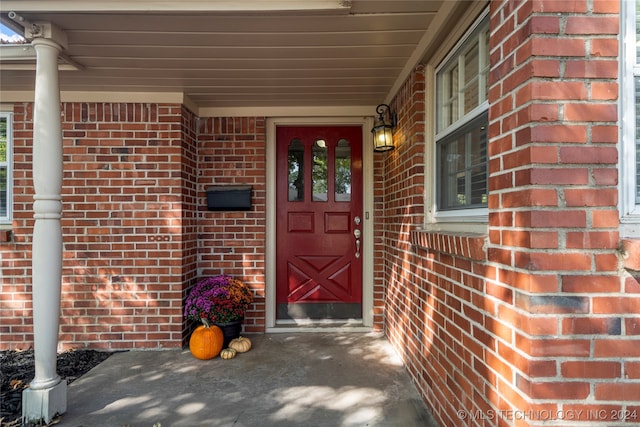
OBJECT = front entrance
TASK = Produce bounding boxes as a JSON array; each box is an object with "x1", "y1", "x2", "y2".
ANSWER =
[{"x1": 276, "y1": 125, "x2": 363, "y2": 321}]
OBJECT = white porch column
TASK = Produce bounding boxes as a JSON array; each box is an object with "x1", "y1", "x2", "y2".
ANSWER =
[{"x1": 22, "y1": 36, "x2": 67, "y2": 424}]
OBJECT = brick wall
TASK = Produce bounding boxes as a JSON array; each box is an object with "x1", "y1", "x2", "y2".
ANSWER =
[
  {"x1": 382, "y1": 1, "x2": 640, "y2": 426},
  {"x1": 487, "y1": 1, "x2": 639, "y2": 424},
  {"x1": 179, "y1": 106, "x2": 199, "y2": 344},
  {"x1": 382, "y1": 66, "x2": 499, "y2": 426},
  {"x1": 1, "y1": 102, "x2": 191, "y2": 349},
  {"x1": 196, "y1": 117, "x2": 267, "y2": 334},
  {"x1": 0, "y1": 105, "x2": 268, "y2": 349}
]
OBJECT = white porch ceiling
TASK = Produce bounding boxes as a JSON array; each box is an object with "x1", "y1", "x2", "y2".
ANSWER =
[{"x1": 0, "y1": 1, "x2": 475, "y2": 112}]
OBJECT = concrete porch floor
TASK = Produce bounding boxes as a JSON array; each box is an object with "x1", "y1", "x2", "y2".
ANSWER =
[{"x1": 57, "y1": 332, "x2": 439, "y2": 427}]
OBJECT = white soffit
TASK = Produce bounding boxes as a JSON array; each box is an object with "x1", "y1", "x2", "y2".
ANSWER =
[{"x1": 0, "y1": 1, "x2": 480, "y2": 109}]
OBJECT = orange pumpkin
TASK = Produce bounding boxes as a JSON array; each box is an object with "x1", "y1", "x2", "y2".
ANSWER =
[{"x1": 189, "y1": 324, "x2": 224, "y2": 360}]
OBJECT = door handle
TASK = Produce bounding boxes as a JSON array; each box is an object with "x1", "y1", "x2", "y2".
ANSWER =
[{"x1": 354, "y1": 229, "x2": 361, "y2": 258}]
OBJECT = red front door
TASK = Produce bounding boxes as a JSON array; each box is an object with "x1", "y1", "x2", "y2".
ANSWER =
[{"x1": 276, "y1": 125, "x2": 363, "y2": 320}]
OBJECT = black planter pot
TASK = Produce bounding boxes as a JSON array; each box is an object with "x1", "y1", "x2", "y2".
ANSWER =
[{"x1": 214, "y1": 319, "x2": 242, "y2": 347}]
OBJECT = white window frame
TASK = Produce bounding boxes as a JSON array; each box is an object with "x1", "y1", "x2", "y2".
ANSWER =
[
  {"x1": 620, "y1": 0, "x2": 640, "y2": 236},
  {"x1": 0, "y1": 111, "x2": 12, "y2": 225},
  {"x1": 426, "y1": 10, "x2": 489, "y2": 231}
]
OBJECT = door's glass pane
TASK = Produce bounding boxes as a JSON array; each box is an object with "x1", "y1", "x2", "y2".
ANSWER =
[
  {"x1": 335, "y1": 139, "x2": 351, "y2": 202},
  {"x1": 312, "y1": 139, "x2": 328, "y2": 201},
  {"x1": 288, "y1": 138, "x2": 304, "y2": 201}
]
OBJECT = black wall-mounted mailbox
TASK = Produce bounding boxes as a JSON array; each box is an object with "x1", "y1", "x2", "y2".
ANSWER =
[{"x1": 206, "y1": 185, "x2": 252, "y2": 211}]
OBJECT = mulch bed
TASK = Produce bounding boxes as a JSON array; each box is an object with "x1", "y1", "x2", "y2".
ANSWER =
[{"x1": 1, "y1": 349, "x2": 114, "y2": 427}]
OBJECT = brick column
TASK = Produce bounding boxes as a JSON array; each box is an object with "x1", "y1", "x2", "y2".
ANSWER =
[{"x1": 487, "y1": 1, "x2": 632, "y2": 424}]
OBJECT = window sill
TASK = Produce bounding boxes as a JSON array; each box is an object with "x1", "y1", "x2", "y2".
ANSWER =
[
  {"x1": 621, "y1": 238, "x2": 640, "y2": 271},
  {"x1": 410, "y1": 229, "x2": 487, "y2": 261}
]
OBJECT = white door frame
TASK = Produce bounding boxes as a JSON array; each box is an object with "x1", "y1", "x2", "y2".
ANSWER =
[{"x1": 265, "y1": 116, "x2": 375, "y2": 331}]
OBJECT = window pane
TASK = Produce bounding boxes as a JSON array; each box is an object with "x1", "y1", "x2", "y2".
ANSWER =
[
  {"x1": 470, "y1": 124, "x2": 488, "y2": 205},
  {"x1": 0, "y1": 116, "x2": 6, "y2": 163},
  {"x1": 463, "y1": 41, "x2": 480, "y2": 115},
  {"x1": 437, "y1": 113, "x2": 488, "y2": 210},
  {"x1": 335, "y1": 139, "x2": 351, "y2": 202},
  {"x1": 0, "y1": 167, "x2": 6, "y2": 217},
  {"x1": 439, "y1": 135, "x2": 466, "y2": 209},
  {"x1": 288, "y1": 138, "x2": 304, "y2": 201},
  {"x1": 312, "y1": 139, "x2": 327, "y2": 202},
  {"x1": 437, "y1": 64, "x2": 459, "y2": 132},
  {"x1": 636, "y1": 0, "x2": 640, "y2": 61},
  {"x1": 0, "y1": 116, "x2": 6, "y2": 218},
  {"x1": 436, "y1": 16, "x2": 489, "y2": 134},
  {"x1": 481, "y1": 28, "x2": 490, "y2": 103},
  {"x1": 636, "y1": 77, "x2": 640, "y2": 203}
]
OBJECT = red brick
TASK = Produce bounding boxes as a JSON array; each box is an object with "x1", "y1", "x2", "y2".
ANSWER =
[
  {"x1": 593, "y1": 297, "x2": 640, "y2": 315},
  {"x1": 562, "y1": 275, "x2": 621, "y2": 293},
  {"x1": 516, "y1": 293, "x2": 589, "y2": 314},
  {"x1": 518, "y1": 103, "x2": 560, "y2": 124},
  {"x1": 516, "y1": 210, "x2": 586, "y2": 228},
  {"x1": 595, "y1": 253, "x2": 620, "y2": 272},
  {"x1": 530, "y1": 0, "x2": 587, "y2": 13},
  {"x1": 626, "y1": 318, "x2": 640, "y2": 336},
  {"x1": 592, "y1": 168, "x2": 618, "y2": 185},
  {"x1": 565, "y1": 231, "x2": 619, "y2": 249},
  {"x1": 563, "y1": 103, "x2": 618, "y2": 122},
  {"x1": 518, "y1": 82, "x2": 587, "y2": 104},
  {"x1": 626, "y1": 362, "x2": 640, "y2": 379},
  {"x1": 594, "y1": 340, "x2": 640, "y2": 357},
  {"x1": 593, "y1": 0, "x2": 619, "y2": 13},
  {"x1": 559, "y1": 146, "x2": 618, "y2": 164},
  {"x1": 562, "y1": 317, "x2": 621, "y2": 335},
  {"x1": 595, "y1": 383, "x2": 640, "y2": 401},
  {"x1": 530, "y1": 59, "x2": 561, "y2": 78},
  {"x1": 565, "y1": 17, "x2": 619, "y2": 35},
  {"x1": 592, "y1": 210, "x2": 620, "y2": 228},
  {"x1": 516, "y1": 335, "x2": 591, "y2": 357},
  {"x1": 497, "y1": 305, "x2": 558, "y2": 335},
  {"x1": 528, "y1": 15, "x2": 560, "y2": 33},
  {"x1": 518, "y1": 168, "x2": 589, "y2": 185},
  {"x1": 591, "y1": 38, "x2": 619, "y2": 57},
  {"x1": 529, "y1": 231, "x2": 559, "y2": 249},
  {"x1": 502, "y1": 189, "x2": 558, "y2": 208},
  {"x1": 517, "y1": 375, "x2": 590, "y2": 399},
  {"x1": 530, "y1": 37, "x2": 587, "y2": 57},
  {"x1": 591, "y1": 83, "x2": 618, "y2": 101},
  {"x1": 515, "y1": 251, "x2": 592, "y2": 271}
]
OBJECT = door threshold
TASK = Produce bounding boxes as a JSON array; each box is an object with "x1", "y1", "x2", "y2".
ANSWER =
[{"x1": 267, "y1": 318, "x2": 371, "y2": 333}]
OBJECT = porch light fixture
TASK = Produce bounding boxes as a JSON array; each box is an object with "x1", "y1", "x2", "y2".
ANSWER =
[{"x1": 371, "y1": 103, "x2": 396, "y2": 152}]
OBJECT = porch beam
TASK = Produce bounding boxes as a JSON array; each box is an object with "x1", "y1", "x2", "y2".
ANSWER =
[
  {"x1": 2, "y1": 0, "x2": 352, "y2": 13},
  {"x1": 22, "y1": 34, "x2": 67, "y2": 424}
]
